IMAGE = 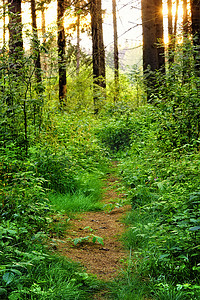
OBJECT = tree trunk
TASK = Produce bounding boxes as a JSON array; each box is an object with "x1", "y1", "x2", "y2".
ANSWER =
[
  {"x1": 182, "y1": 0, "x2": 190, "y2": 82},
  {"x1": 142, "y1": 0, "x2": 165, "y2": 101},
  {"x1": 155, "y1": 0, "x2": 165, "y2": 72},
  {"x1": 183, "y1": 0, "x2": 188, "y2": 35},
  {"x1": 31, "y1": 0, "x2": 43, "y2": 92},
  {"x1": 7, "y1": 0, "x2": 23, "y2": 110},
  {"x1": 57, "y1": 0, "x2": 67, "y2": 107},
  {"x1": 168, "y1": 0, "x2": 173, "y2": 36},
  {"x1": 141, "y1": 0, "x2": 158, "y2": 72},
  {"x1": 97, "y1": 0, "x2": 106, "y2": 88},
  {"x1": 8, "y1": 0, "x2": 23, "y2": 62},
  {"x1": 91, "y1": 0, "x2": 106, "y2": 114},
  {"x1": 112, "y1": 0, "x2": 119, "y2": 102},
  {"x1": 190, "y1": 0, "x2": 200, "y2": 76},
  {"x1": 167, "y1": 0, "x2": 173, "y2": 62},
  {"x1": 174, "y1": 0, "x2": 179, "y2": 37},
  {"x1": 2, "y1": 0, "x2": 6, "y2": 45}
]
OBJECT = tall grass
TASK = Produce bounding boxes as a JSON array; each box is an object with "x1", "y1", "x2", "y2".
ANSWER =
[
  {"x1": 48, "y1": 191, "x2": 103, "y2": 213},
  {"x1": 48, "y1": 172, "x2": 104, "y2": 213}
]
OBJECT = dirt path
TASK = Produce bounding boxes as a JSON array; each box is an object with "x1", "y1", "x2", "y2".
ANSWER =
[{"x1": 51, "y1": 171, "x2": 131, "y2": 281}]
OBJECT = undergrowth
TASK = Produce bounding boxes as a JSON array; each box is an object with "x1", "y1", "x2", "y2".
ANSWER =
[
  {"x1": 0, "y1": 112, "x2": 109, "y2": 299},
  {"x1": 95, "y1": 104, "x2": 200, "y2": 299},
  {"x1": 115, "y1": 106, "x2": 200, "y2": 299}
]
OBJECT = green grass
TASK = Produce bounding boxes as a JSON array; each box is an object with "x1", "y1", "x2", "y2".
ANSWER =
[
  {"x1": 3, "y1": 254, "x2": 103, "y2": 300},
  {"x1": 107, "y1": 268, "x2": 150, "y2": 300},
  {"x1": 48, "y1": 172, "x2": 104, "y2": 213},
  {"x1": 115, "y1": 106, "x2": 200, "y2": 300},
  {"x1": 48, "y1": 191, "x2": 103, "y2": 212}
]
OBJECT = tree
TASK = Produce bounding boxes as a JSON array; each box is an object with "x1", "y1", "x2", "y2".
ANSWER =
[
  {"x1": 167, "y1": 0, "x2": 174, "y2": 63},
  {"x1": 8, "y1": 0, "x2": 23, "y2": 63},
  {"x1": 183, "y1": 0, "x2": 189, "y2": 35},
  {"x1": 90, "y1": 0, "x2": 106, "y2": 113},
  {"x1": 167, "y1": 0, "x2": 179, "y2": 63},
  {"x1": 190, "y1": 0, "x2": 200, "y2": 75},
  {"x1": 7, "y1": 0, "x2": 23, "y2": 110},
  {"x1": 57, "y1": 0, "x2": 67, "y2": 107},
  {"x1": 141, "y1": 0, "x2": 165, "y2": 101},
  {"x1": 2, "y1": 0, "x2": 6, "y2": 46},
  {"x1": 154, "y1": 0, "x2": 165, "y2": 71},
  {"x1": 37, "y1": 0, "x2": 49, "y2": 73},
  {"x1": 76, "y1": 2, "x2": 81, "y2": 75},
  {"x1": 112, "y1": 0, "x2": 119, "y2": 102},
  {"x1": 31, "y1": 0, "x2": 43, "y2": 92}
]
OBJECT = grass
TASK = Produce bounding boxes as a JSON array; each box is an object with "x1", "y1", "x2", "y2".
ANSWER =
[
  {"x1": 107, "y1": 268, "x2": 150, "y2": 300},
  {"x1": 6, "y1": 254, "x2": 103, "y2": 300},
  {"x1": 48, "y1": 191, "x2": 103, "y2": 213},
  {"x1": 48, "y1": 172, "x2": 104, "y2": 213}
]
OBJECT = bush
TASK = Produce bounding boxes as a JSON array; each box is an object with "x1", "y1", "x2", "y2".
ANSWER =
[
  {"x1": 96, "y1": 114, "x2": 135, "y2": 153},
  {"x1": 118, "y1": 105, "x2": 200, "y2": 298}
]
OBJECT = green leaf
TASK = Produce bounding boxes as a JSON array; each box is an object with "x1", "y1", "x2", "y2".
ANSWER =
[
  {"x1": 159, "y1": 254, "x2": 170, "y2": 260},
  {"x1": 0, "y1": 288, "x2": 7, "y2": 295},
  {"x1": 189, "y1": 226, "x2": 200, "y2": 231},
  {"x1": 10, "y1": 269, "x2": 22, "y2": 276},
  {"x1": 3, "y1": 272, "x2": 15, "y2": 285},
  {"x1": 8, "y1": 292, "x2": 21, "y2": 300},
  {"x1": 74, "y1": 238, "x2": 81, "y2": 246},
  {"x1": 92, "y1": 236, "x2": 97, "y2": 244},
  {"x1": 97, "y1": 236, "x2": 104, "y2": 246}
]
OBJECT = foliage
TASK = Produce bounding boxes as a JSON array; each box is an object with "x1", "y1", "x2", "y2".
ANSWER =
[
  {"x1": 118, "y1": 105, "x2": 200, "y2": 299},
  {"x1": 30, "y1": 112, "x2": 108, "y2": 193},
  {"x1": 95, "y1": 108, "x2": 136, "y2": 153},
  {"x1": 48, "y1": 172, "x2": 103, "y2": 213},
  {"x1": 0, "y1": 109, "x2": 108, "y2": 298},
  {"x1": 73, "y1": 235, "x2": 104, "y2": 246},
  {"x1": 150, "y1": 38, "x2": 200, "y2": 152},
  {"x1": 1, "y1": 8, "x2": 200, "y2": 298},
  {"x1": 106, "y1": 68, "x2": 146, "y2": 108}
]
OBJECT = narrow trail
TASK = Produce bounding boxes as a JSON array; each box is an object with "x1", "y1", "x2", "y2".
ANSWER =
[{"x1": 51, "y1": 167, "x2": 131, "y2": 282}]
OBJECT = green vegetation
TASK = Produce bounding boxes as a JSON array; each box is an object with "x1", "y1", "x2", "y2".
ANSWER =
[
  {"x1": 97, "y1": 104, "x2": 200, "y2": 299},
  {"x1": 0, "y1": 109, "x2": 108, "y2": 299},
  {"x1": 1, "y1": 33, "x2": 200, "y2": 299}
]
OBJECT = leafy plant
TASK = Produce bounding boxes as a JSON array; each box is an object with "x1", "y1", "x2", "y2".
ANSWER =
[
  {"x1": 73, "y1": 234, "x2": 104, "y2": 246},
  {"x1": 96, "y1": 113, "x2": 135, "y2": 153}
]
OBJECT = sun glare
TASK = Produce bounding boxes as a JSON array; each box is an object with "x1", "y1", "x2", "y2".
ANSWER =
[{"x1": 162, "y1": 0, "x2": 189, "y2": 45}]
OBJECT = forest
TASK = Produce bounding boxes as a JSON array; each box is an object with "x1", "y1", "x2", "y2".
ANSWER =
[{"x1": 0, "y1": 0, "x2": 200, "y2": 299}]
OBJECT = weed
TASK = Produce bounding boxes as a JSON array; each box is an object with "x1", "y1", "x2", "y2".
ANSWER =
[{"x1": 73, "y1": 235, "x2": 104, "y2": 246}]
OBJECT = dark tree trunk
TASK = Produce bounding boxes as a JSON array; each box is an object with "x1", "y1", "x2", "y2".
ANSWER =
[
  {"x1": 97, "y1": 0, "x2": 106, "y2": 87},
  {"x1": 182, "y1": 0, "x2": 190, "y2": 82},
  {"x1": 141, "y1": 0, "x2": 159, "y2": 72},
  {"x1": 167, "y1": 0, "x2": 173, "y2": 62},
  {"x1": 141, "y1": 0, "x2": 164, "y2": 101},
  {"x1": 168, "y1": 0, "x2": 173, "y2": 36},
  {"x1": 155, "y1": 0, "x2": 165, "y2": 72},
  {"x1": 31, "y1": 0, "x2": 43, "y2": 93},
  {"x1": 190, "y1": 0, "x2": 200, "y2": 75},
  {"x1": 57, "y1": 0, "x2": 67, "y2": 107},
  {"x1": 112, "y1": 0, "x2": 119, "y2": 102},
  {"x1": 91, "y1": 0, "x2": 106, "y2": 114},
  {"x1": 8, "y1": 0, "x2": 23, "y2": 62},
  {"x1": 7, "y1": 0, "x2": 23, "y2": 110}
]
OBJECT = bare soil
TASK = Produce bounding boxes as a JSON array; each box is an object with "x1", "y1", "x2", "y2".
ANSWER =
[{"x1": 50, "y1": 171, "x2": 131, "y2": 282}]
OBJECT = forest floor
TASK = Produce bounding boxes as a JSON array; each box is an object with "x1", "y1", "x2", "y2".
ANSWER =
[{"x1": 50, "y1": 164, "x2": 131, "y2": 290}]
